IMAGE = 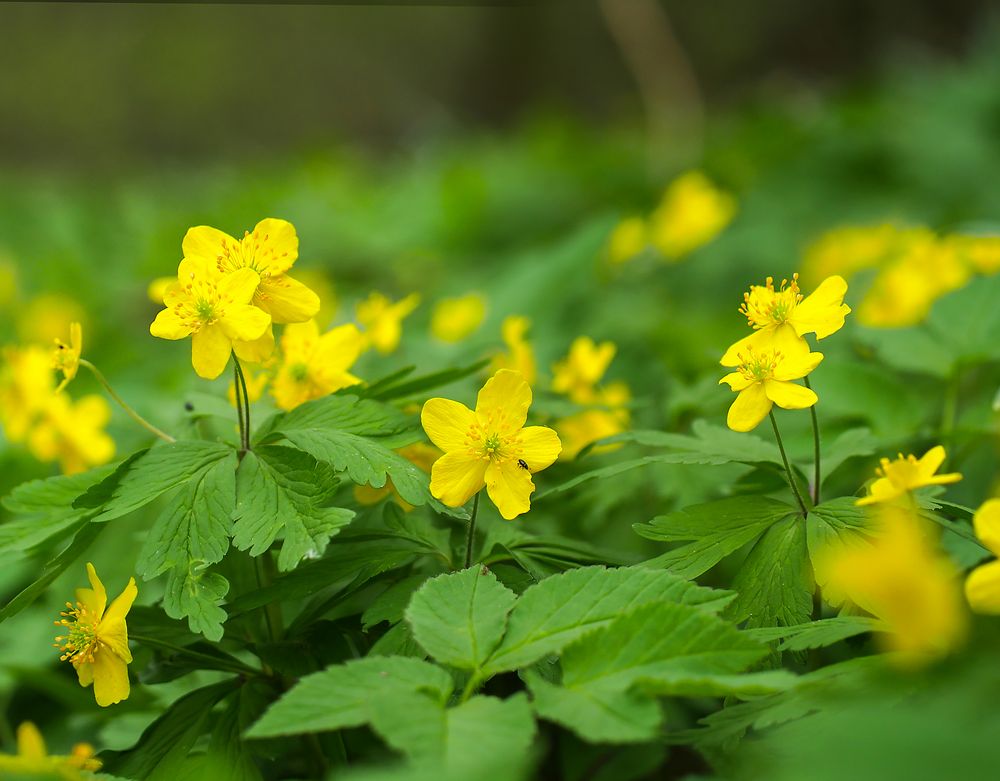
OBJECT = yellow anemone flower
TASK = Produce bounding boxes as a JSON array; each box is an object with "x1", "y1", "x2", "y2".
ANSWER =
[
  {"x1": 820, "y1": 505, "x2": 967, "y2": 666},
  {"x1": 721, "y1": 274, "x2": 850, "y2": 362},
  {"x1": 356, "y1": 292, "x2": 420, "y2": 355},
  {"x1": 52, "y1": 322, "x2": 82, "y2": 389},
  {"x1": 555, "y1": 381, "x2": 631, "y2": 460},
  {"x1": 0, "y1": 345, "x2": 55, "y2": 443},
  {"x1": 28, "y1": 393, "x2": 115, "y2": 475},
  {"x1": 271, "y1": 320, "x2": 364, "y2": 411},
  {"x1": 491, "y1": 315, "x2": 537, "y2": 386},
  {"x1": 354, "y1": 442, "x2": 442, "y2": 509},
  {"x1": 552, "y1": 336, "x2": 616, "y2": 404},
  {"x1": 855, "y1": 446, "x2": 962, "y2": 506},
  {"x1": 647, "y1": 171, "x2": 736, "y2": 261},
  {"x1": 965, "y1": 499, "x2": 1000, "y2": 613},
  {"x1": 0, "y1": 722, "x2": 101, "y2": 779},
  {"x1": 430, "y1": 293, "x2": 486, "y2": 343},
  {"x1": 719, "y1": 329, "x2": 822, "y2": 432},
  {"x1": 149, "y1": 258, "x2": 271, "y2": 379},
  {"x1": 421, "y1": 369, "x2": 561, "y2": 520},
  {"x1": 606, "y1": 216, "x2": 648, "y2": 265},
  {"x1": 55, "y1": 563, "x2": 137, "y2": 707}
]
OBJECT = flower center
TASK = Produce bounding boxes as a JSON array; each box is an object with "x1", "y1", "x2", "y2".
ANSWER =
[
  {"x1": 737, "y1": 346, "x2": 781, "y2": 382},
  {"x1": 290, "y1": 362, "x2": 309, "y2": 382},
  {"x1": 740, "y1": 274, "x2": 803, "y2": 329},
  {"x1": 216, "y1": 229, "x2": 281, "y2": 278},
  {"x1": 464, "y1": 416, "x2": 522, "y2": 463},
  {"x1": 877, "y1": 454, "x2": 921, "y2": 488},
  {"x1": 54, "y1": 601, "x2": 101, "y2": 665}
]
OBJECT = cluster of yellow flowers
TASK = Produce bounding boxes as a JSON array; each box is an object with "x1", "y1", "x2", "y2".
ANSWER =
[
  {"x1": 0, "y1": 721, "x2": 101, "y2": 780},
  {"x1": 607, "y1": 170, "x2": 736, "y2": 265},
  {"x1": 803, "y1": 223, "x2": 1000, "y2": 327}
]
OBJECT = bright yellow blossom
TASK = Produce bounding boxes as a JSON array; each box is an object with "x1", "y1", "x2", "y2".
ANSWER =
[
  {"x1": 647, "y1": 171, "x2": 736, "y2": 261},
  {"x1": 719, "y1": 327, "x2": 822, "y2": 433},
  {"x1": 354, "y1": 442, "x2": 442, "y2": 509},
  {"x1": 606, "y1": 216, "x2": 648, "y2": 265},
  {"x1": 0, "y1": 722, "x2": 101, "y2": 779},
  {"x1": 149, "y1": 258, "x2": 270, "y2": 379},
  {"x1": 855, "y1": 446, "x2": 962, "y2": 507},
  {"x1": 29, "y1": 394, "x2": 115, "y2": 475},
  {"x1": 271, "y1": 320, "x2": 363, "y2": 411},
  {"x1": 552, "y1": 337, "x2": 616, "y2": 404},
  {"x1": 431, "y1": 293, "x2": 486, "y2": 343},
  {"x1": 356, "y1": 292, "x2": 420, "y2": 355},
  {"x1": 421, "y1": 369, "x2": 561, "y2": 520},
  {"x1": 52, "y1": 322, "x2": 82, "y2": 390},
  {"x1": 964, "y1": 499, "x2": 1000, "y2": 614},
  {"x1": 55, "y1": 563, "x2": 137, "y2": 707},
  {"x1": 0, "y1": 345, "x2": 54, "y2": 442},
  {"x1": 555, "y1": 381, "x2": 631, "y2": 460},
  {"x1": 491, "y1": 315, "x2": 537, "y2": 386}
]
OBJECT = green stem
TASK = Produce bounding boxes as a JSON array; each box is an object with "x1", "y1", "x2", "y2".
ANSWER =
[
  {"x1": 460, "y1": 671, "x2": 483, "y2": 703},
  {"x1": 464, "y1": 492, "x2": 481, "y2": 569},
  {"x1": 232, "y1": 352, "x2": 252, "y2": 453},
  {"x1": 232, "y1": 356, "x2": 247, "y2": 454},
  {"x1": 942, "y1": 367, "x2": 960, "y2": 438},
  {"x1": 79, "y1": 359, "x2": 175, "y2": 443},
  {"x1": 769, "y1": 411, "x2": 809, "y2": 517},
  {"x1": 803, "y1": 376, "x2": 821, "y2": 505}
]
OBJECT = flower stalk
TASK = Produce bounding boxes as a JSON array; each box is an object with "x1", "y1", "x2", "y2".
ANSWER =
[
  {"x1": 803, "y1": 375, "x2": 821, "y2": 504},
  {"x1": 768, "y1": 411, "x2": 809, "y2": 517},
  {"x1": 79, "y1": 359, "x2": 175, "y2": 443},
  {"x1": 464, "y1": 491, "x2": 481, "y2": 569}
]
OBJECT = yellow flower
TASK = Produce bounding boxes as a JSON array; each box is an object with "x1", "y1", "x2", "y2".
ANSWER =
[
  {"x1": 719, "y1": 328, "x2": 822, "y2": 433},
  {"x1": 149, "y1": 258, "x2": 271, "y2": 379},
  {"x1": 955, "y1": 234, "x2": 1000, "y2": 274},
  {"x1": 647, "y1": 171, "x2": 736, "y2": 261},
  {"x1": 28, "y1": 393, "x2": 116, "y2": 475},
  {"x1": 356, "y1": 292, "x2": 420, "y2": 354},
  {"x1": 552, "y1": 336, "x2": 616, "y2": 404},
  {"x1": 52, "y1": 322, "x2": 82, "y2": 389},
  {"x1": 421, "y1": 369, "x2": 561, "y2": 520},
  {"x1": 491, "y1": 315, "x2": 537, "y2": 386},
  {"x1": 54, "y1": 563, "x2": 137, "y2": 707},
  {"x1": 555, "y1": 381, "x2": 631, "y2": 460},
  {"x1": 147, "y1": 276, "x2": 177, "y2": 305},
  {"x1": 354, "y1": 442, "x2": 441, "y2": 509},
  {"x1": 271, "y1": 320, "x2": 363, "y2": 411},
  {"x1": 801, "y1": 223, "x2": 900, "y2": 284},
  {"x1": 18, "y1": 294, "x2": 87, "y2": 347},
  {"x1": 855, "y1": 446, "x2": 962, "y2": 507},
  {"x1": 0, "y1": 345, "x2": 54, "y2": 443},
  {"x1": 0, "y1": 722, "x2": 101, "y2": 779},
  {"x1": 820, "y1": 505, "x2": 966, "y2": 666},
  {"x1": 430, "y1": 293, "x2": 486, "y2": 343},
  {"x1": 720, "y1": 273, "x2": 850, "y2": 363},
  {"x1": 965, "y1": 499, "x2": 1000, "y2": 614},
  {"x1": 293, "y1": 268, "x2": 339, "y2": 327},
  {"x1": 606, "y1": 216, "x2": 648, "y2": 265}
]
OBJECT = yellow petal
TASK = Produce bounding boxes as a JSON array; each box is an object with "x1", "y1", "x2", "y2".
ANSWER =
[
  {"x1": 70, "y1": 321, "x2": 82, "y2": 353},
  {"x1": 91, "y1": 647, "x2": 130, "y2": 707},
  {"x1": 314, "y1": 323, "x2": 364, "y2": 372},
  {"x1": 149, "y1": 308, "x2": 192, "y2": 340},
  {"x1": 719, "y1": 371, "x2": 752, "y2": 391},
  {"x1": 476, "y1": 369, "x2": 531, "y2": 430},
  {"x1": 76, "y1": 562, "x2": 107, "y2": 619},
  {"x1": 422, "y1": 398, "x2": 476, "y2": 452},
  {"x1": 485, "y1": 459, "x2": 534, "y2": 520},
  {"x1": 219, "y1": 268, "x2": 262, "y2": 305},
  {"x1": 222, "y1": 304, "x2": 271, "y2": 343},
  {"x1": 76, "y1": 660, "x2": 94, "y2": 687},
  {"x1": 726, "y1": 383, "x2": 771, "y2": 432},
  {"x1": 251, "y1": 217, "x2": 299, "y2": 275},
  {"x1": 98, "y1": 619, "x2": 132, "y2": 664},
  {"x1": 16, "y1": 722, "x2": 47, "y2": 760},
  {"x1": 973, "y1": 499, "x2": 1000, "y2": 555},
  {"x1": 518, "y1": 426, "x2": 561, "y2": 471},
  {"x1": 191, "y1": 325, "x2": 232, "y2": 379},
  {"x1": 257, "y1": 273, "x2": 321, "y2": 324},
  {"x1": 764, "y1": 379, "x2": 818, "y2": 410},
  {"x1": 917, "y1": 445, "x2": 946, "y2": 477},
  {"x1": 791, "y1": 275, "x2": 851, "y2": 339},
  {"x1": 965, "y1": 559, "x2": 1000, "y2": 614},
  {"x1": 100, "y1": 577, "x2": 137, "y2": 641},
  {"x1": 429, "y1": 451, "x2": 487, "y2": 507},
  {"x1": 182, "y1": 225, "x2": 234, "y2": 261},
  {"x1": 281, "y1": 320, "x2": 320, "y2": 361},
  {"x1": 719, "y1": 331, "x2": 763, "y2": 367}
]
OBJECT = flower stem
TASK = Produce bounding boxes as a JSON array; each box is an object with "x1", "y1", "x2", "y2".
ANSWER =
[
  {"x1": 769, "y1": 411, "x2": 809, "y2": 517},
  {"x1": 79, "y1": 359, "x2": 175, "y2": 443},
  {"x1": 464, "y1": 491, "x2": 481, "y2": 569},
  {"x1": 803, "y1": 376, "x2": 820, "y2": 505},
  {"x1": 232, "y1": 352, "x2": 252, "y2": 454},
  {"x1": 232, "y1": 357, "x2": 247, "y2": 454}
]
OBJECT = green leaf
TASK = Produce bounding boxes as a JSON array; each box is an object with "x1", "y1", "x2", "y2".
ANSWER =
[
  {"x1": 820, "y1": 428, "x2": 880, "y2": 480},
  {"x1": 927, "y1": 273, "x2": 1000, "y2": 363},
  {"x1": 362, "y1": 359, "x2": 491, "y2": 402},
  {"x1": 483, "y1": 565, "x2": 734, "y2": 676},
  {"x1": 603, "y1": 420, "x2": 782, "y2": 466},
  {"x1": 806, "y1": 498, "x2": 873, "y2": 567},
  {"x1": 246, "y1": 656, "x2": 454, "y2": 738},
  {"x1": 406, "y1": 566, "x2": 517, "y2": 670},
  {"x1": 725, "y1": 514, "x2": 814, "y2": 629},
  {"x1": 233, "y1": 445, "x2": 355, "y2": 572},
  {"x1": 363, "y1": 574, "x2": 429, "y2": 630},
  {"x1": 635, "y1": 496, "x2": 798, "y2": 579},
  {"x1": 854, "y1": 326, "x2": 956, "y2": 379},
  {"x1": 747, "y1": 616, "x2": 884, "y2": 651}
]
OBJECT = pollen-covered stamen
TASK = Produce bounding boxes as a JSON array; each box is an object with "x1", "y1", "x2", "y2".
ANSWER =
[
  {"x1": 736, "y1": 346, "x2": 782, "y2": 382},
  {"x1": 170, "y1": 272, "x2": 242, "y2": 331},
  {"x1": 464, "y1": 416, "x2": 524, "y2": 463},
  {"x1": 53, "y1": 601, "x2": 101, "y2": 665},
  {"x1": 739, "y1": 273, "x2": 803, "y2": 329},
  {"x1": 216, "y1": 228, "x2": 283, "y2": 279}
]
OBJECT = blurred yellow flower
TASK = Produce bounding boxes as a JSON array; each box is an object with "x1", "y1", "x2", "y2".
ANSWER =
[
  {"x1": 149, "y1": 259, "x2": 270, "y2": 379},
  {"x1": 293, "y1": 268, "x2": 338, "y2": 328},
  {"x1": 719, "y1": 328, "x2": 822, "y2": 433},
  {"x1": 354, "y1": 442, "x2": 441, "y2": 509},
  {"x1": 421, "y1": 369, "x2": 561, "y2": 520},
  {"x1": 0, "y1": 256, "x2": 18, "y2": 309},
  {"x1": 555, "y1": 382, "x2": 631, "y2": 460},
  {"x1": 0, "y1": 345, "x2": 54, "y2": 442},
  {"x1": 820, "y1": 505, "x2": 966, "y2": 666},
  {"x1": 801, "y1": 223, "x2": 900, "y2": 284},
  {"x1": 965, "y1": 499, "x2": 1000, "y2": 614},
  {"x1": 491, "y1": 315, "x2": 537, "y2": 386},
  {"x1": 147, "y1": 276, "x2": 177, "y2": 305},
  {"x1": 552, "y1": 336, "x2": 616, "y2": 404},
  {"x1": 430, "y1": 293, "x2": 486, "y2": 343},
  {"x1": 271, "y1": 320, "x2": 363, "y2": 411},
  {"x1": 0, "y1": 722, "x2": 101, "y2": 779},
  {"x1": 955, "y1": 234, "x2": 1000, "y2": 274},
  {"x1": 29, "y1": 393, "x2": 115, "y2": 475},
  {"x1": 52, "y1": 322, "x2": 82, "y2": 390},
  {"x1": 356, "y1": 291, "x2": 420, "y2": 355},
  {"x1": 55, "y1": 563, "x2": 137, "y2": 707},
  {"x1": 227, "y1": 367, "x2": 269, "y2": 408},
  {"x1": 18, "y1": 294, "x2": 87, "y2": 347},
  {"x1": 606, "y1": 216, "x2": 648, "y2": 265},
  {"x1": 855, "y1": 446, "x2": 961, "y2": 507},
  {"x1": 647, "y1": 171, "x2": 735, "y2": 261}
]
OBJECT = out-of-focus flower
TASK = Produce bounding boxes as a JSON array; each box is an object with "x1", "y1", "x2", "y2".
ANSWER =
[
  {"x1": 354, "y1": 442, "x2": 441, "y2": 509},
  {"x1": 954, "y1": 234, "x2": 1000, "y2": 274},
  {"x1": 965, "y1": 499, "x2": 1000, "y2": 614},
  {"x1": 855, "y1": 446, "x2": 961, "y2": 507},
  {"x1": 0, "y1": 345, "x2": 55, "y2": 442},
  {"x1": 18, "y1": 294, "x2": 87, "y2": 347},
  {"x1": 147, "y1": 276, "x2": 177, "y2": 305},
  {"x1": 55, "y1": 563, "x2": 137, "y2": 707},
  {"x1": 293, "y1": 268, "x2": 338, "y2": 328},
  {"x1": 606, "y1": 216, "x2": 648, "y2": 265},
  {"x1": 271, "y1": 320, "x2": 363, "y2": 411},
  {"x1": 552, "y1": 337, "x2": 616, "y2": 404},
  {"x1": 491, "y1": 315, "x2": 537, "y2": 386},
  {"x1": 0, "y1": 721, "x2": 101, "y2": 779},
  {"x1": 801, "y1": 223, "x2": 901, "y2": 284},
  {"x1": 0, "y1": 256, "x2": 18, "y2": 310},
  {"x1": 431, "y1": 293, "x2": 486, "y2": 343},
  {"x1": 227, "y1": 367, "x2": 270, "y2": 408},
  {"x1": 647, "y1": 171, "x2": 735, "y2": 261},
  {"x1": 421, "y1": 369, "x2": 560, "y2": 520},
  {"x1": 356, "y1": 292, "x2": 420, "y2": 355},
  {"x1": 555, "y1": 381, "x2": 631, "y2": 460},
  {"x1": 29, "y1": 393, "x2": 115, "y2": 475},
  {"x1": 52, "y1": 322, "x2": 82, "y2": 390}
]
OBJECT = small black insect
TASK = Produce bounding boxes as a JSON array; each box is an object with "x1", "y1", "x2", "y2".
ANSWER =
[{"x1": 517, "y1": 459, "x2": 530, "y2": 470}]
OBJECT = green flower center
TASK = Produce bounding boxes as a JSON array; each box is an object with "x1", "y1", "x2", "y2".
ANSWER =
[{"x1": 290, "y1": 363, "x2": 309, "y2": 382}]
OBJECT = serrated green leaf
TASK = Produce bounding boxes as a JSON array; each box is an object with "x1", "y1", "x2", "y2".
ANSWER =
[
  {"x1": 406, "y1": 566, "x2": 517, "y2": 670},
  {"x1": 820, "y1": 428, "x2": 880, "y2": 480},
  {"x1": 636, "y1": 496, "x2": 797, "y2": 579},
  {"x1": 483, "y1": 565, "x2": 734, "y2": 676},
  {"x1": 246, "y1": 656, "x2": 454, "y2": 738},
  {"x1": 363, "y1": 574, "x2": 429, "y2": 630},
  {"x1": 163, "y1": 568, "x2": 230, "y2": 642},
  {"x1": 233, "y1": 445, "x2": 355, "y2": 571},
  {"x1": 747, "y1": 616, "x2": 884, "y2": 651}
]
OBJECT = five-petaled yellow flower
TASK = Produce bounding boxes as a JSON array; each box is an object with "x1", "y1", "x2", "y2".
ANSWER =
[
  {"x1": 150, "y1": 258, "x2": 271, "y2": 379},
  {"x1": 965, "y1": 499, "x2": 1000, "y2": 614},
  {"x1": 271, "y1": 320, "x2": 364, "y2": 410},
  {"x1": 52, "y1": 322, "x2": 82, "y2": 390},
  {"x1": 552, "y1": 336, "x2": 617, "y2": 404},
  {"x1": 356, "y1": 292, "x2": 420, "y2": 354},
  {"x1": 855, "y1": 445, "x2": 962, "y2": 506},
  {"x1": 0, "y1": 722, "x2": 101, "y2": 779},
  {"x1": 431, "y1": 293, "x2": 486, "y2": 343},
  {"x1": 421, "y1": 369, "x2": 561, "y2": 520},
  {"x1": 55, "y1": 563, "x2": 137, "y2": 707},
  {"x1": 719, "y1": 328, "x2": 822, "y2": 432},
  {"x1": 491, "y1": 315, "x2": 537, "y2": 385},
  {"x1": 648, "y1": 171, "x2": 736, "y2": 261}
]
